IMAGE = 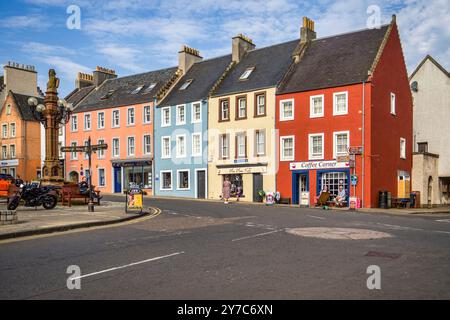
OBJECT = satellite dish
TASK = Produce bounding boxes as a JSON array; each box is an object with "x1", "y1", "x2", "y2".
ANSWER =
[{"x1": 410, "y1": 81, "x2": 418, "y2": 92}]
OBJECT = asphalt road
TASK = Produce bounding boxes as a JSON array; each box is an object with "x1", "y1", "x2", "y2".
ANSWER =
[{"x1": 0, "y1": 196, "x2": 449, "y2": 299}]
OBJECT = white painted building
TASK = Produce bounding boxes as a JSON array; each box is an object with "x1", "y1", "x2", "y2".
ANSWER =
[{"x1": 410, "y1": 55, "x2": 450, "y2": 206}]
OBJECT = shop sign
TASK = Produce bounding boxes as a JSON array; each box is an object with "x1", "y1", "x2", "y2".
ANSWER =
[
  {"x1": 218, "y1": 166, "x2": 267, "y2": 175},
  {"x1": 126, "y1": 183, "x2": 143, "y2": 214},
  {"x1": 300, "y1": 191, "x2": 310, "y2": 206},
  {"x1": 0, "y1": 159, "x2": 19, "y2": 166},
  {"x1": 290, "y1": 161, "x2": 349, "y2": 171},
  {"x1": 348, "y1": 146, "x2": 364, "y2": 155}
]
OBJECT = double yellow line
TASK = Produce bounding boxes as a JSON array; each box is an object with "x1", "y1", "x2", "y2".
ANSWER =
[{"x1": 0, "y1": 207, "x2": 162, "y2": 245}]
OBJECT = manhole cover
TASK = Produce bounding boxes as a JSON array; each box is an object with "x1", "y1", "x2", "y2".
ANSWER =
[{"x1": 286, "y1": 227, "x2": 392, "y2": 240}]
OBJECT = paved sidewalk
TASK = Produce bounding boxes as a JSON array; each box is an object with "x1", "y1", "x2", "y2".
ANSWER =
[{"x1": 0, "y1": 201, "x2": 151, "y2": 240}]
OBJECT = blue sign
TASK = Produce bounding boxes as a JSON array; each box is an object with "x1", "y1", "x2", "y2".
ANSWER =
[{"x1": 351, "y1": 174, "x2": 358, "y2": 186}]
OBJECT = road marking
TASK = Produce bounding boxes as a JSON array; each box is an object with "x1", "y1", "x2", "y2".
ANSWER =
[
  {"x1": 307, "y1": 215, "x2": 326, "y2": 220},
  {"x1": 437, "y1": 219, "x2": 450, "y2": 223},
  {"x1": 232, "y1": 229, "x2": 282, "y2": 242},
  {"x1": 73, "y1": 252, "x2": 184, "y2": 280}
]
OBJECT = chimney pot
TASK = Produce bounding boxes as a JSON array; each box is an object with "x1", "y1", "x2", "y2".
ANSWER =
[
  {"x1": 300, "y1": 16, "x2": 316, "y2": 44},
  {"x1": 178, "y1": 45, "x2": 203, "y2": 75}
]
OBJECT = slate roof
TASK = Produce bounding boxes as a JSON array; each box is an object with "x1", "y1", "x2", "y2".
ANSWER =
[
  {"x1": 212, "y1": 40, "x2": 299, "y2": 97},
  {"x1": 73, "y1": 67, "x2": 178, "y2": 113},
  {"x1": 65, "y1": 85, "x2": 95, "y2": 108},
  {"x1": 159, "y1": 54, "x2": 232, "y2": 107},
  {"x1": 10, "y1": 91, "x2": 44, "y2": 121},
  {"x1": 278, "y1": 25, "x2": 389, "y2": 94}
]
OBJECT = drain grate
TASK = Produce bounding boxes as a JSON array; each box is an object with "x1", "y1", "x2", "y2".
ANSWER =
[{"x1": 365, "y1": 251, "x2": 401, "y2": 259}]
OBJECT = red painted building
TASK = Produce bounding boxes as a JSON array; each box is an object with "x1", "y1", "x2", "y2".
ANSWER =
[{"x1": 276, "y1": 16, "x2": 412, "y2": 208}]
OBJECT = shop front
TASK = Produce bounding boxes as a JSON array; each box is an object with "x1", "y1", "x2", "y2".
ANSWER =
[
  {"x1": 112, "y1": 159, "x2": 152, "y2": 194},
  {"x1": 215, "y1": 164, "x2": 272, "y2": 202},
  {"x1": 290, "y1": 161, "x2": 350, "y2": 206}
]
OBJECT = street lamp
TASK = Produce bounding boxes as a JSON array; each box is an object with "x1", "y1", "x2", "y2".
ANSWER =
[{"x1": 28, "y1": 69, "x2": 73, "y2": 183}]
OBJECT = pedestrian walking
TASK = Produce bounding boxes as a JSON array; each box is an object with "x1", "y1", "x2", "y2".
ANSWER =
[{"x1": 222, "y1": 177, "x2": 231, "y2": 204}]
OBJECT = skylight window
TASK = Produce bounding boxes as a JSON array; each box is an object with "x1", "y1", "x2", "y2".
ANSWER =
[
  {"x1": 101, "y1": 90, "x2": 115, "y2": 100},
  {"x1": 143, "y1": 83, "x2": 157, "y2": 94},
  {"x1": 239, "y1": 67, "x2": 254, "y2": 81},
  {"x1": 131, "y1": 85, "x2": 144, "y2": 94},
  {"x1": 179, "y1": 79, "x2": 193, "y2": 90}
]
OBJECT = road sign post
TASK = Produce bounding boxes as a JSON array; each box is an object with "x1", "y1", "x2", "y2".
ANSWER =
[{"x1": 60, "y1": 137, "x2": 108, "y2": 212}]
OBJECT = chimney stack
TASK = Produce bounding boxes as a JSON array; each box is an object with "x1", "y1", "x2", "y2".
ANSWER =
[
  {"x1": 76, "y1": 72, "x2": 94, "y2": 89},
  {"x1": 300, "y1": 17, "x2": 316, "y2": 44},
  {"x1": 93, "y1": 66, "x2": 117, "y2": 87},
  {"x1": 232, "y1": 34, "x2": 255, "y2": 63},
  {"x1": 178, "y1": 45, "x2": 202, "y2": 75}
]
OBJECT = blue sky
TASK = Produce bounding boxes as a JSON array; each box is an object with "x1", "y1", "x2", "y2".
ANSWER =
[{"x1": 1, "y1": 0, "x2": 449, "y2": 97}]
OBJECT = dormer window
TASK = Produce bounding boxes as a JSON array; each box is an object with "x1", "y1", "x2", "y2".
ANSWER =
[
  {"x1": 239, "y1": 67, "x2": 254, "y2": 81},
  {"x1": 179, "y1": 79, "x2": 193, "y2": 90},
  {"x1": 143, "y1": 83, "x2": 157, "y2": 94},
  {"x1": 131, "y1": 86, "x2": 144, "y2": 94},
  {"x1": 101, "y1": 90, "x2": 115, "y2": 100}
]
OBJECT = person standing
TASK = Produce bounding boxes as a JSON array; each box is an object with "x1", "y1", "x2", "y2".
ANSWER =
[{"x1": 222, "y1": 177, "x2": 231, "y2": 204}]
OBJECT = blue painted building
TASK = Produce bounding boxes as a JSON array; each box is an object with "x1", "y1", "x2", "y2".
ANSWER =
[{"x1": 154, "y1": 47, "x2": 231, "y2": 198}]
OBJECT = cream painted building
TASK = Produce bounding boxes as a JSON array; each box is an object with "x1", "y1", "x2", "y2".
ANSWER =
[
  {"x1": 207, "y1": 35, "x2": 298, "y2": 202},
  {"x1": 410, "y1": 55, "x2": 450, "y2": 206}
]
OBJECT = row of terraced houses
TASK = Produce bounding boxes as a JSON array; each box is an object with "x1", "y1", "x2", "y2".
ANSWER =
[{"x1": 61, "y1": 16, "x2": 413, "y2": 208}]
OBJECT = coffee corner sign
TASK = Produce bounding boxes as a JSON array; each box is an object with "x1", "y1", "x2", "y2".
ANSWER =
[{"x1": 290, "y1": 160, "x2": 350, "y2": 171}]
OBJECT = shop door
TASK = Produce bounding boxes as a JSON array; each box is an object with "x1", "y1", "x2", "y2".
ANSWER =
[
  {"x1": 197, "y1": 170, "x2": 206, "y2": 199},
  {"x1": 298, "y1": 174, "x2": 309, "y2": 206},
  {"x1": 253, "y1": 173, "x2": 263, "y2": 202},
  {"x1": 114, "y1": 167, "x2": 122, "y2": 193}
]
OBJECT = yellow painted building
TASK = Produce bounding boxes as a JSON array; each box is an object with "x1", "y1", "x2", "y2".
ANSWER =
[{"x1": 207, "y1": 35, "x2": 298, "y2": 202}]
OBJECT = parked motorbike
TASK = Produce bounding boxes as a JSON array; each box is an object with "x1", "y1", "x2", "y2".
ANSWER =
[{"x1": 7, "y1": 180, "x2": 60, "y2": 210}]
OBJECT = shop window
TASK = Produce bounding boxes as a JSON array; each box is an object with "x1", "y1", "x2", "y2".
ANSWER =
[
  {"x1": 223, "y1": 174, "x2": 244, "y2": 197},
  {"x1": 125, "y1": 165, "x2": 152, "y2": 189},
  {"x1": 177, "y1": 170, "x2": 189, "y2": 190},
  {"x1": 320, "y1": 172, "x2": 348, "y2": 199}
]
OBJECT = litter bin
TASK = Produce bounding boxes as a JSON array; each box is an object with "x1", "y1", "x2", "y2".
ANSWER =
[
  {"x1": 378, "y1": 190, "x2": 387, "y2": 209},
  {"x1": 387, "y1": 192, "x2": 392, "y2": 209}
]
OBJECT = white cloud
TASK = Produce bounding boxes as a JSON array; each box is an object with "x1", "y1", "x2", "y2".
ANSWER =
[
  {"x1": 96, "y1": 45, "x2": 146, "y2": 73},
  {"x1": 0, "y1": 14, "x2": 52, "y2": 30},
  {"x1": 37, "y1": 55, "x2": 90, "y2": 81},
  {"x1": 24, "y1": 42, "x2": 75, "y2": 56}
]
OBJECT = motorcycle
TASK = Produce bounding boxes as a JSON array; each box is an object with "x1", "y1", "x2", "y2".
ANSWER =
[{"x1": 7, "y1": 180, "x2": 60, "y2": 210}]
